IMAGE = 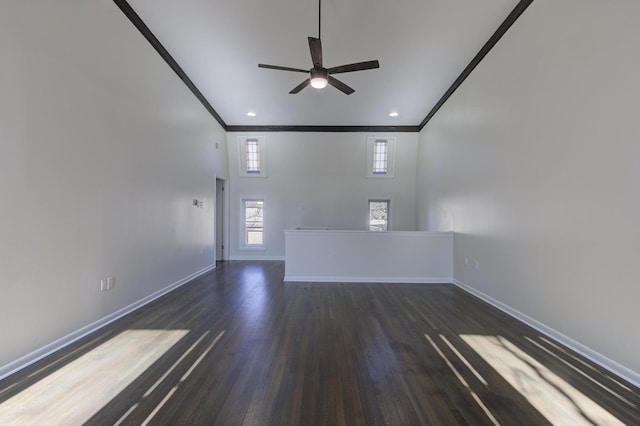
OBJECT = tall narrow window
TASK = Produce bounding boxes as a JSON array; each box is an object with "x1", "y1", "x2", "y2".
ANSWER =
[
  {"x1": 238, "y1": 136, "x2": 267, "y2": 177},
  {"x1": 372, "y1": 140, "x2": 388, "y2": 174},
  {"x1": 245, "y1": 139, "x2": 261, "y2": 173},
  {"x1": 243, "y1": 199, "x2": 264, "y2": 247},
  {"x1": 369, "y1": 200, "x2": 390, "y2": 231},
  {"x1": 366, "y1": 136, "x2": 395, "y2": 178}
]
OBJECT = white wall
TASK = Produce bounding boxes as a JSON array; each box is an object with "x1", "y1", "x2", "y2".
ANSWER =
[
  {"x1": 0, "y1": 2, "x2": 228, "y2": 373},
  {"x1": 416, "y1": 0, "x2": 640, "y2": 379},
  {"x1": 227, "y1": 132, "x2": 419, "y2": 259},
  {"x1": 284, "y1": 230, "x2": 452, "y2": 283}
]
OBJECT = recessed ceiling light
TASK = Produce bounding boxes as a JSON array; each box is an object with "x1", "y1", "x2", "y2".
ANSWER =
[
  {"x1": 389, "y1": 112, "x2": 398, "y2": 117},
  {"x1": 247, "y1": 112, "x2": 256, "y2": 117}
]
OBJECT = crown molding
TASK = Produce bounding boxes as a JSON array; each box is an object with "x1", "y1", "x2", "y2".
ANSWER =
[
  {"x1": 226, "y1": 125, "x2": 420, "y2": 133},
  {"x1": 112, "y1": 0, "x2": 228, "y2": 130},
  {"x1": 418, "y1": 0, "x2": 534, "y2": 130}
]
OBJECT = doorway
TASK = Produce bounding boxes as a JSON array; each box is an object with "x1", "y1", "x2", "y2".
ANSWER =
[{"x1": 215, "y1": 178, "x2": 227, "y2": 262}]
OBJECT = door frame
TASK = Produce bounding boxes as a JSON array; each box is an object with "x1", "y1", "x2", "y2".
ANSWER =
[{"x1": 215, "y1": 176, "x2": 230, "y2": 262}]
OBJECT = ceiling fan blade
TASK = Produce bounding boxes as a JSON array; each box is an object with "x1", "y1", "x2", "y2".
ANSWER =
[
  {"x1": 328, "y1": 76, "x2": 355, "y2": 95},
  {"x1": 289, "y1": 78, "x2": 311, "y2": 94},
  {"x1": 308, "y1": 37, "x2": 323, "y2": 68},
  {"x1": 258, "y1": 64, "x2": 309, "y2": 73},
  {"x1": 327, "y1": 60, "x2": 380, "y2": 74}
]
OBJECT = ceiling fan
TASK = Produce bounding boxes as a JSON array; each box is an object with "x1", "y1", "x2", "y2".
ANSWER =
[{"x1": 258, "y1": 0, "x2": 380, "y2": 95}]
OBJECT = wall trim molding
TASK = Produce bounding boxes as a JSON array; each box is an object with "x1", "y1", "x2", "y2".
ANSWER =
[
  {"x1": 0, "y1": 264, "x2": 216, "y2": 381},
  {"x1": 453, "y1": 279, "x2": 640, "y2": 388},
  {"x1": 284, "y1": 276, "x2": 450, "y2": 284}
]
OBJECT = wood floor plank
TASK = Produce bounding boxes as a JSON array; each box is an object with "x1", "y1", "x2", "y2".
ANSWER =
[{"x1": 0, "y1": 261, "x2": 638, "y2": 425}]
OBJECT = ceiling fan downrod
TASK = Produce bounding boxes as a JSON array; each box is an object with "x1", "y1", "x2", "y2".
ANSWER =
[{"x1": 318, "y1": 0, "x2": 321, "y2": 40}]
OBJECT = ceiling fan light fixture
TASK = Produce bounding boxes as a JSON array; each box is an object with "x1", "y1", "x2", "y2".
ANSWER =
[
  {"x1": 310, "y1": 77, "x2": 328, "y2": 89},
  {"x1": 310, "y1": 68, "x2": 328, "y2": 89}
]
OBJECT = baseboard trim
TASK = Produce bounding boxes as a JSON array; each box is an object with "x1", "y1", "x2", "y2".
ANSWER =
[
  {"x1": 284, "y1": 275, "x2": 451, "y2": 284},
  {"x1": 453, "y1": 279, "x2": 640, "y2": 388},
  {"x1": 0, "y1": 264, "x2": 216, "y2": 381},
  {"x1": 229, "y1": 255, "x2": 285, "y2": 261}
]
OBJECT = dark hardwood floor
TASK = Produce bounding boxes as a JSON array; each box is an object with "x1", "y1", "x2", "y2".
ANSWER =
[{"x1": 1, "y1": 261, "x2": 638, "y2": 425}]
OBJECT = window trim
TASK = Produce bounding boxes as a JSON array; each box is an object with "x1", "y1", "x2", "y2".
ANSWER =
[
  {"x1": 368, "y1": 199, "x2": 391, "y2": 231},
  {"x1": 366, "y1": 136, "x2": 395, "y2": 178},
  {"x1": 238, "y1": 136, "x2": 268, "y2": 177},
  {"x1": 241, "y1": 198, "x2": 265, "y2": 250}
]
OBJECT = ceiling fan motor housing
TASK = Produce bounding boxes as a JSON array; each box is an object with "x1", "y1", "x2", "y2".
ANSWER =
[{"x1": 310, "y1": 67, "x2": 328, "y2": 80}]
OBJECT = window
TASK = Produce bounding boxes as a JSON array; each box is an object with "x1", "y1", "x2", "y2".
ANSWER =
[
  {"x1": 372, "y1": 140, "x2": 388, "y2": 174},
  {"x1": 369, "y1": 200, "x2": 390, "y2": 231},
  {"x1": 366, "y1": 136, "x2": 395, "y2": 178},
  {"x1": 243, "y1": 199, "x2": 264, "y2": 247},
  {"x1": 245, "y1": 139, "x2": 260, "y2": 173},
  {"x1": 238, "y1": 136, "x2": 267, "y2": 177}
]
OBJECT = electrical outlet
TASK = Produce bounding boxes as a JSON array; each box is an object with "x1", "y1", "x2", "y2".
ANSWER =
[
  {"x1": 464, "y1": 257, "x2": 469, "y2": 266},
  {"x1": 474, "y1": 260, "x2": 479, "y2": 270},
  {"x1": 100, "y1": 277, "x2": 115, "y2": 291}
]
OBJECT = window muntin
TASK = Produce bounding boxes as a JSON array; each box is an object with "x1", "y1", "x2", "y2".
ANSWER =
[
  {"x1": 243, "y1": 199, "x2": 264, "y2": 246},
  {"x1": 245, "y1": 139, "x2": 261, "y2": 174},
  {"x1": 372, "y1": 140, "x2": 388, "y2": 174},
  {"x1": 369, "y1": 200, "x2": 390, "y2": 231}
]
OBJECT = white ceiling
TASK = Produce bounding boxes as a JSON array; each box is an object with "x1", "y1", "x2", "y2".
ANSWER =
[{"x1": 125, "y1": 0, "x2": 519, "y2": 127}]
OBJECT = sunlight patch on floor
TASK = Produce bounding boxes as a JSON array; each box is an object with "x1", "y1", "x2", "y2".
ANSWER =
[
  {"x1": 461, "y1": 334, "x2": 624, "y2": 425},
  {"x1": 424, "y1": 334, "x2": 499, "y2": 425},
  {"x1": 0, "y1": 329, "x2": 187, "y2": 425},
  {"x1": 138, "y1": 329, "x2": 225, "y2": 426},
  {"x1": 524, "y1": 336, "x2": 636, "y2": 408}
]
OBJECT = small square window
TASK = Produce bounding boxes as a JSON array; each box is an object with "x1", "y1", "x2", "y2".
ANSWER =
[{"x1": 369, "y1": 200, "x2": 390, "y2": 231}]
